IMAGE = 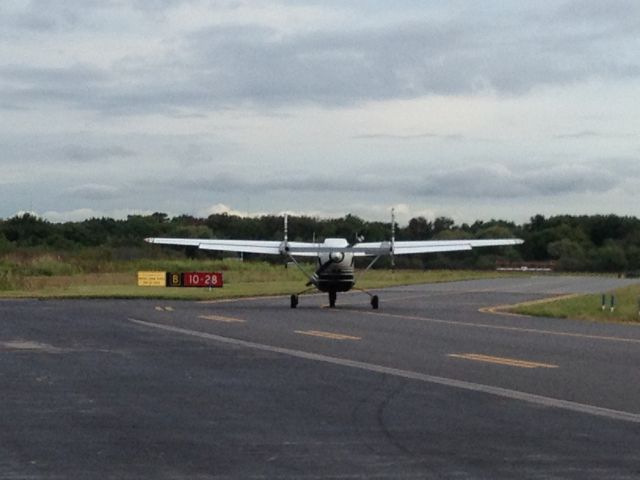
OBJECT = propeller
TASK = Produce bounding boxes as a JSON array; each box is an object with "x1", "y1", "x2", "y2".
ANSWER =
[{"x1": 306, "y1": 252, "x2": 343, "y2": 286}]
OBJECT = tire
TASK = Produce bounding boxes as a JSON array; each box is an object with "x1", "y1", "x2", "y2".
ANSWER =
[{"x1": 371, "y1": 295, "x2": 379, "y2": 310}]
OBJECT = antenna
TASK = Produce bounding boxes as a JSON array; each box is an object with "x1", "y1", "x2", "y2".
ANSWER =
[
  {"x1": 281, "y1": 213, "x2": 291, "y2": 255},
  {"x1": 284, "y1": 213, "x2": 288, "y2": 243},
  {"x1": 391, "y1": 207, "x2": 396, "y2": 271}
]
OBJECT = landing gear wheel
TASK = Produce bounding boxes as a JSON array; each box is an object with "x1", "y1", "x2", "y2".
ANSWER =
[
  {"x1": 371, "y1": 295, "x2": 379, "y2": 310},
  {"x1": 329, "y1": 291, "x2": 337, "y2": 308},
  {"x1": 290, "y1": 294, "x2": 298, "y2": 309}
]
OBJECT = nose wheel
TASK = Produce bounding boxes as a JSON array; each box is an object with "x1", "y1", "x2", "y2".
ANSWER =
[{"x1": 371, "y1": 295, "x2": 379, "y2": 309}]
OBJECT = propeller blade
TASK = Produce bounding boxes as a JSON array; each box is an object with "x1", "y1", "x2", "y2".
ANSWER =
[{"x1": 306, "y1": 258, "x2": 334, "y2": 286}]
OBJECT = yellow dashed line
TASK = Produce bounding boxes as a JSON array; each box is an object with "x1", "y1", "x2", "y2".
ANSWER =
[
  {"x1": 356, "y1": 309, "x2": 640, "y2": 344},
  {"x1": 294, "y1": 330, "x2": 361, "y2": 341},
  {"x1": 448, "y1": 353, "x2": 558, "y2": 369},
  {"x1": 198, "y1": 314, "x2": 246, "y2": 324}
]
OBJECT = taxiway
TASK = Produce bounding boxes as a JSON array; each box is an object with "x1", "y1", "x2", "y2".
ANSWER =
[{"x1": 1, "y1": 276, "x2": 639, "y2": 478}]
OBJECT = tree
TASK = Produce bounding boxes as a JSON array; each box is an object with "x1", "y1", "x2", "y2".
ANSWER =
[
  {"x1": 406, "y1": 216, "x2": 433, "y2": 240},
  {"x1": 547, "y1": 239, "x2": 587, "y2": 271},
  {"x1": 590, "y1": 241, "x2": 628, "y2": 272},
  {"x1": 433, "y1": 216, "x2": 455, "y2": 234},
  {"x1": 2, "y1": 213, "x2": 52, "y2": 246},
  {"x1": 0, "y1": 232, "x2": 11, "y2": 254}
]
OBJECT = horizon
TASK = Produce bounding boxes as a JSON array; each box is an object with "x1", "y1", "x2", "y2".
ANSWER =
[{"x1": 3, "y1": 206, "x2": 637, "y2": 229}]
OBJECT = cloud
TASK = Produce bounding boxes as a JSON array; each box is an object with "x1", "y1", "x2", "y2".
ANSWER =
[
  {"x1": 553, "y1": 130, "x2": 638, "y2": 140},
  {"x1": 64, "y1": 183, "x2": 120, "y2": 200},
  {"x1": 352, "y1": 132, "x2": 464, "y2": 141},
  {"x1": 0, "y1": 63, "x2": 113, "y2": 112},
  {"x1": 41, "y1": 207, "x2": 155, "y2": 223},
  {"x1": 2, "y1": 0, "x2": 126, "y2": 35},
  {"x1": 2, "y1": 3, "x2": 640, "y2": 224},
  {"x1": 3, "y1": 3, "x2": 640, "y2": 115},
  {"x1": 172, "y1": 8, "x2": 640, "y2": 107},
  {"x1": 553, "y1": 130, "x2": 602, "y2": 139},
  {"x1": 410, "y1": 164, "x2": 617, "y2": 199},
  {"x1": 160, "y1": 161, "x2": 621, "y2": 201},
  {"x1": 59, "y1": 145, "x2": 136, "y2": 162},
  {"x1": 196, "y1": 203, "x2": 267, "y2": 218}
]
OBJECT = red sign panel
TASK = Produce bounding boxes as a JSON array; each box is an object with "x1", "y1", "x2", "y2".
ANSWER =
[{"x1": 182, "y1": 272, "x2": 224, "y2": 288}]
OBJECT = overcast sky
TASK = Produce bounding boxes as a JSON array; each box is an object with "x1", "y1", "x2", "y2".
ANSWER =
[{"x1": 1, "y1": 0, "x2": 639, "y2": 225}]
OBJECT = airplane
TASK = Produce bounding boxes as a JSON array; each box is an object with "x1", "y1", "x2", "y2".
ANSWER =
[{"x1": 145, "y1": 210, "x2": 524, "y2": 309}]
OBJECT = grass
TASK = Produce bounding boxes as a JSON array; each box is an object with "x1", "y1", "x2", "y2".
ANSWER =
[
  {"x1": 4, "y1": 252, "x2": 638, "y2": 323},
  {"x1": 0, "y1": 253, "x2": 515, "y2": 300},
  {"x1": 510, "y1": 284, "x2": 640, "y2": 323}
]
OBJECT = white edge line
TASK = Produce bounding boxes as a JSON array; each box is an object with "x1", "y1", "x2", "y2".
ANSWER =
[{"x1": 128, "y1": 318, "x2": 640, "y2": 425}]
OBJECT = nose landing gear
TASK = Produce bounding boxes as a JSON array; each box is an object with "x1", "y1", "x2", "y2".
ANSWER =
[
  {"x1": 329, "y1": 291, "x2": 337, "y2": 308},
  {"x1": 371, "y1": 295, "x2": 379, "y2": 309}
]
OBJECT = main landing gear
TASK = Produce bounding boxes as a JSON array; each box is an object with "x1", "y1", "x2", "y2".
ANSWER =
[{"x1": 289, "y1": 291, "x2": 379, "y2": 309}]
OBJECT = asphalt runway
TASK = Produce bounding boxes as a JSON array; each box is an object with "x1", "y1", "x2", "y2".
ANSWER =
[{"x1": 2, "y1": 275, "x2": 640, "y2": 479}]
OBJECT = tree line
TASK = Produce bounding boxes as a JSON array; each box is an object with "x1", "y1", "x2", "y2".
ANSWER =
[{"x1": 1, "y1": 212, "x2": 639, "y2": 273}]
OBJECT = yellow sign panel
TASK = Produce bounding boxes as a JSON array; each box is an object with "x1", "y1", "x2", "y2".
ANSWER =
[{"x1": 137, "y1": 271, "x2": 166, "y2": 287}]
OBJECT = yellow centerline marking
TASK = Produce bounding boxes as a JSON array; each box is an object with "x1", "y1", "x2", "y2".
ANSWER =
[
  {"x1": 354, "y1": 309, "x2": 640, "y2": 344},
  {"x1": 198, "y1": 314, "x2": 246, "y2": 324},
  {"x1": 294, "y1": 330, "x2": 361, "y2": 341},
  {"x1": 448, "y1": 353, "x2": 558, "y2": 369},
  {"x1": 130, "y1": 318, "x2": 640, "y2": 424},
  {"x1": 198, "y1": 293, "x2": 325, "y2": 304}
]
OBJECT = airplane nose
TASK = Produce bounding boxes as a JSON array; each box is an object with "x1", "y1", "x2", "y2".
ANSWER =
[{"x1": 330, "y1": 252, "x2": 344, "y2": 263}]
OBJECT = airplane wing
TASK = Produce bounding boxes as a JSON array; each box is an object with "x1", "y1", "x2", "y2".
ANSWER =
[
  {"x1": 144, "y1": 238, "x2": 391, "y2": 257},
  {"x1": 355, "y1": 238, "x2": 524, "y2": 255},
  {"x1": 144, "y1": 237, "x2": 329, "y2": 256},
  {"x1": 146, "y1": 236, "x2": 523, "y2": 256},
  {"x1": 145, "y1": 237, "x2": 281, "y2": 255}
]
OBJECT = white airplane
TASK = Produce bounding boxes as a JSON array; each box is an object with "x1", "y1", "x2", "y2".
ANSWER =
[{"x1": 145, "y1": 211, "x2": 523, "y2": 309}]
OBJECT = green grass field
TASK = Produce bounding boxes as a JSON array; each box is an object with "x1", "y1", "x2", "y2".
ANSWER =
[
  {"x1": 510, "y1": 284, "x2": 640, "y2": 323},
  {"x1": 0, "y1": 255, "x2": 515, "y2": 300},
  {"x1": 6, "y1": 253, "x2": 636, "y2": 323}
]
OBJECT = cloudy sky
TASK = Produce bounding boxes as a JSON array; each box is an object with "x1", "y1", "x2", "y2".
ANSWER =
[{"x1": 1, "y1": 1, "x2": 639, "y2": 225}]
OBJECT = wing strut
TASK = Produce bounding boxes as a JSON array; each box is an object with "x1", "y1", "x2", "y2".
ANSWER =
[
  {"x1": 391, "y1": 208, "x2": 396, "y2": 272},
  {"x1": 286, "y1": 251, "x2": 316, "y2": 286}
]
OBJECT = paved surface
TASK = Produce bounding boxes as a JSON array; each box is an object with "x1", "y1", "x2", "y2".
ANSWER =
[{"x1": 1, "y1": 275, "x2": 640, "y2": 479}]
